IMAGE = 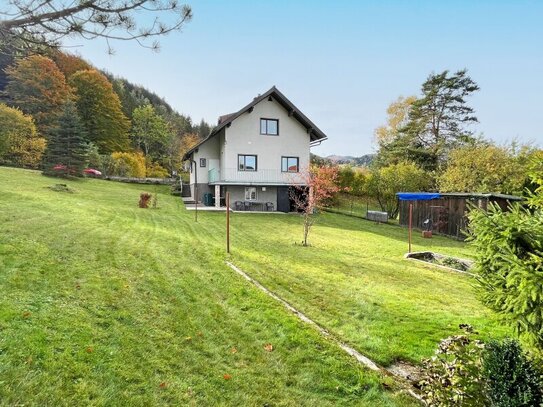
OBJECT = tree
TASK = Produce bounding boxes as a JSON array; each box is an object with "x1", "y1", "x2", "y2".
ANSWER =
[
  {"x1": 0, "y1": 0, "x2": 192, "y2": 53},
  {"x1": 50, "y1": 50, "x2": 92, "y2": 78},
  {"x1": 69, "y1": 69, "x2": 130, "y2": 153},
  {"x1": 131, "y1": 104, "x2": 171, "y2": 159},
  {"x1": 374, "y1": 95, "x2": 417, "y2": 167},
  {"x1": 5, "y1": 55, "x2": 72, "y2": 136},
  {"x1": 0, "y1": 103, "x2": 45, "y2": 168},
  {"x1": 467, "y1": 162, "x2": 543, "y2": 352},
  {"x1": 42, "y1": 101, "x2": 88, "y2": 177},
  {"x1": 399, "y1": 70, "x2": 479, "y2": 171},
  {"x1": 438, "y1": 143, "x2": 532, "y2": 195},
  {"x1": 165, "y1": 132, "x2": 200, "y2": 174},
  {"x1": 367, "y1": 161, "x2": 430, "y2": 218},
  {"x1": 290, "y1": 166, "x2": 343, "y2": 246}
]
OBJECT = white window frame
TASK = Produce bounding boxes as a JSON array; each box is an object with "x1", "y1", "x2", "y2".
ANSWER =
[{"x1": 245, "y1": 187, "x2": 257, "y2": 201}]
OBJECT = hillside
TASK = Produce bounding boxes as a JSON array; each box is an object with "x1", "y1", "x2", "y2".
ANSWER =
[
  {"x1": 0, "y1": 167, "x2": 411, "y2": 406},
  {"x1": 326, "y1": 154, "x2": 375, "y2": 166}
]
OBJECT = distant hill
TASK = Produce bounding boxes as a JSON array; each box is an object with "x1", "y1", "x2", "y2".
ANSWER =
[{"x1": 326, "y1": 154, "x2": 375, "y2": 166}]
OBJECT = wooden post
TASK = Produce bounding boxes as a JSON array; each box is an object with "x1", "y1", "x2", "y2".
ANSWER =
[
  {"x1": 226, "y1": 191, "x2": 230, "y2": 254},
  {"x1": 194, "y1": 185, "x2": 198, "y2": 222},
  {"x1": 408, "y1": 202, "x2": 413, "y2": 253}
]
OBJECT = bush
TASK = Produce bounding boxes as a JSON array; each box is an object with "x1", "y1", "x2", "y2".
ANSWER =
[
  {"x1": 146, "y1": 161, "x2": 169, "y2": 178},
  {"x1": 110, "y1": 151, "x2": 146, "y2": 177},
  {"x1": 482, "y1": 339, "x2": 542, "y2": 407},
  {"x1": 139, "y1": 192, "x2": 152, "y2": 208},
  {"x1": 419, "y1": 324, "x2": 486, "y2": 406},
  {"x1": 420, "y1": 327, "x2": 543, "y2": 407}
]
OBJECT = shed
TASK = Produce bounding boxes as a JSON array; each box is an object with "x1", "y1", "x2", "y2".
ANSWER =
[{"x1": 397, "y1": 192, "x2": 523, "y2": 240}]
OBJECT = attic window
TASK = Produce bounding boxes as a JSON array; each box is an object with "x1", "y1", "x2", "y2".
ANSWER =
[{"x1": 260, "y1": 118, "x2": 278, "y2": 136}]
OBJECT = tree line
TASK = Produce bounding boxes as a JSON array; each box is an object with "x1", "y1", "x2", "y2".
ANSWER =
[
  {"x1": 0, "y1": 42, "x2": 209, "y2": 178},
  {"x1": 319, "y1": 69, "x2": 542, "y2": 218}
]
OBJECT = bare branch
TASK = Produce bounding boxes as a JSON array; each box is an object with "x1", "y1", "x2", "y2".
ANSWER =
[{"x1": 0, "y1": 0, "x2": 192, "y2": 52}]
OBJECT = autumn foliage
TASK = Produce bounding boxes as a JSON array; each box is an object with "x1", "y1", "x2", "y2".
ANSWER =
[
  {"x1": 5, "y1": 55, "x2": 72, "y2": 136},
  {"x1": 291, "y1": 165, "x2": 343, "y2": 246},
  {"x1": 0, "y1": 103, "x2": 45, "y2": 168}
]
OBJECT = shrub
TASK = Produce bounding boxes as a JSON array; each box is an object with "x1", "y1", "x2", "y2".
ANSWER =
[
  {"x1": 146, "y1": 161, "x2": 169, "y2": 178},
  {"x1": 110, "y1": 151, "x2": 146, "y2": 177},
  {"x1": 139, "y1": 192, "x2": 152, "y2": 208},
  {"x1": 419, "y1": 324, "x2": 486, "y2": 406},
  {"x1": 482, "y1": 339, "x2": 542, "y2": 406}
]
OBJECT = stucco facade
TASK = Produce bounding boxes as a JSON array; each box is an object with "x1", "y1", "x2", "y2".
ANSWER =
[{"x1": 185, "y1": 87, "x2": 326, "y2": 211}]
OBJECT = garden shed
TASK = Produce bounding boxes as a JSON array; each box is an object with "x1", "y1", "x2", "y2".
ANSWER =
[{"x1": 398, "y1": 192, "x2": 523, "y2": 239}]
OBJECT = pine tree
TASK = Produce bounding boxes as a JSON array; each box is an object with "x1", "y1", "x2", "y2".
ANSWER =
[{"x1": 43, "y1": 101, "x2": 88, "y2": 177}]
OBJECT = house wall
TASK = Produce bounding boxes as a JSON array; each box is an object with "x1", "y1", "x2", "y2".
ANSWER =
[
  {"x1": 189, "y1": 133, "x2": 221, "y2": 185},
  {"x1": 223, "y1": 98, "x2": 311, "y2": 179},
  {"x1": 225, "y1": 185, "x2": 278, "y2": 210}
]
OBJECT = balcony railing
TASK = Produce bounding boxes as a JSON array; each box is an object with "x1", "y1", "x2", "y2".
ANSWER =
[{"x1": 208, "y1": 167, "x2": 305, "y2": 185}]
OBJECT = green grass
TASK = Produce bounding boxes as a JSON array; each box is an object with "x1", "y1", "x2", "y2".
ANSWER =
[
  {"x1": 0, "y1": 167, "x2": 508, "y2": 405},
  {"x1": 0, "y1": 167, "x2": 413, "y2": 406}
]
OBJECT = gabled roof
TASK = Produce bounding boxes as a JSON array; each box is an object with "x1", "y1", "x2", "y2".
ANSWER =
[{"x1": 183, "y1": 86, "x2": 327, "y2": 160}]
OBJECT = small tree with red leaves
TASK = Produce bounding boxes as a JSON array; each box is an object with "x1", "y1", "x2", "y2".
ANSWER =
[{"x1": 290, "y1": 165, "x2": 343, "y2": 246}]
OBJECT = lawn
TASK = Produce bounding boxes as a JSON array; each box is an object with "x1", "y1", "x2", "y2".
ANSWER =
[
  {"x1": 0, "y1": 167, "x2": 413, "y2": 406},
  {"x1": 0, "y1": 167, "x2": 507, "y2": 405}
]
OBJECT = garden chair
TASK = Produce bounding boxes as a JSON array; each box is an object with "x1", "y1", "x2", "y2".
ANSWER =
[
  {"x1": 243, "y1": 201, "x2": 251, "y2": 211},
  {"x1": 265, "y1": 202, "x2": 274, "y2": 211}
]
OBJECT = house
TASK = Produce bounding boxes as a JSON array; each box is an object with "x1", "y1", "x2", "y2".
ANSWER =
[
  {"x1": 182, "y1": 86, "x2": 327, "y2": 212},
  {"x1": 397, "y1": 192, "x2": 523, "y2": 239}
]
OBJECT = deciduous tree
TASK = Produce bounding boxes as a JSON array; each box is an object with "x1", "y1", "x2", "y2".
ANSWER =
[
  {"x1": 131, "y1": 104, "x2": 171, "y2": 159},
  {"x1": 5, "y1": 55, "x2": 72, "y2": 136},
  {"x1": 0, "y1": 103, "x2": 45, "y2": 168},
  {"x1": 69, "y1": 69, "x2": 130, "y2": 153},
  {"x1": 367, "y1": 161, "x2": 430, "y2": 218},
  {"x1": 291, "y1": 166, "x2": 343, "y2": 246},
  {"x1": 438, "y1": 142, "x2": 532, "y2": 194}
]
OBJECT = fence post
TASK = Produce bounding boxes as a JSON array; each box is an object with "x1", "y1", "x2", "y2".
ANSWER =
[
  {"x1": 408, "y1": 202, "x2": 413, "y2": 253},
  {"x1": 226, "y1": 192, "x2": 230, "y2": 254}
]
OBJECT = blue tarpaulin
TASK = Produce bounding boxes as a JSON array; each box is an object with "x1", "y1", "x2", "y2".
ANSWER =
[{"x1": 396, "y1": 192, "x2": 441, "y2": 201}]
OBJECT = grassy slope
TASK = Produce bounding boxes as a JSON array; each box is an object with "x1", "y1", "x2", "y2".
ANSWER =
[
  {"x1": 230, "y1": 212, "x2": 508, "y2": 366},
  {"x1": 0, "y1": 168, "x2": 413, "y2": 406}
]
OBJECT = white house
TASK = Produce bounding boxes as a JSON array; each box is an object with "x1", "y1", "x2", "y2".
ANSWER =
[{"x1": 183, "y1": 86, "x2": 327, "y2": 212}]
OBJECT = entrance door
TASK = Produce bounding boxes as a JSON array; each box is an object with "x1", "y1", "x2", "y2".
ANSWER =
[{"x1": 277, "y1": 186, "x2": 290, "y2": 213}]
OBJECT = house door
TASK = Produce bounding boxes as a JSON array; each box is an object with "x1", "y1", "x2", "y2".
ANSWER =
[{"x1": 277, "y1": 187, "x2": 290, "y2": 212}]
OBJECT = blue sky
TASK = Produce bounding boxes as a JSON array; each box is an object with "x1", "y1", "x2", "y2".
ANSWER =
[{"x1": 66, "y1": 0, "x2": 543, "y2": 156}]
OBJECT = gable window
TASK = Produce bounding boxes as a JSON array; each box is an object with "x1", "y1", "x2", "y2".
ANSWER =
[
  {"x1": 260, "y1": 118, "x2": 279, "y2": 135},
  {"x1": 238, "y1": 154, "x2": 257, "y2": 171},
  {"x1": 199, "y1": 158, "x2": 207, "y2": 167},
  {"x1": 245, "y1": 187, "x2": 257, "y2": 201},
  {"x1": 281, "y1": 156, "x2": 299, "y2": 173}
]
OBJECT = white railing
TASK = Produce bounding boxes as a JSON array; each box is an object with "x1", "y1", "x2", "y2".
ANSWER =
[{"x1": 208, "y1": 167, "x2": 305, "y2": 184}]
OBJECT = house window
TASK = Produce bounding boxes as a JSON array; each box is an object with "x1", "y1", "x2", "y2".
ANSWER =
[
  {"x1": 245, "y1": 187, "x2": 257, "y2": 201},
  {"x1": 281, "y1": 156, "x2": 299, "y2": 172},
  {"x1": 199, "y1": 158, "x2": 206, "y2": 167},
  {"x1": 238, "y1": 154, "x2": 257, "y2": 171},
  {"x1": 260, "y1": 118, "x2": 279, "y2": 135}
]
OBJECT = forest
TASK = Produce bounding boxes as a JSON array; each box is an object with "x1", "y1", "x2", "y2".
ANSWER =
[{"x1": 0, "y1": 39, "x2": 211, "y2": 178}]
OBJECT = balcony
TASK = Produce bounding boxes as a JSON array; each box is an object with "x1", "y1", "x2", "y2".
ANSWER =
[{"x1": 208, "y1": 167, "x2": 305, "y2": 185}]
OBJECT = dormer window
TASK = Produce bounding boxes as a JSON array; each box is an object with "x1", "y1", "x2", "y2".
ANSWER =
[{"x1": 260, "y1": 118, "x2": 279, "y2": 135}]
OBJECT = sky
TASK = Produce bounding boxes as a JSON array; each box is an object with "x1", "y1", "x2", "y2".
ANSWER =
[{"x1": 65, "y1": 0, "x2": 543, "y2": 157}]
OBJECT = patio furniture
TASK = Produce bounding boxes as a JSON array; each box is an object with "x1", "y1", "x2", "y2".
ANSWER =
[
  {"x1": 243, "y1": 201, "x2": 251, "y2": 211},
  {"x1": 234, "y1": 201, "x2": 243, "y2": 211},
  {"x1": 265, "y1": 202, "x2": 274, "y2": 211}
]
